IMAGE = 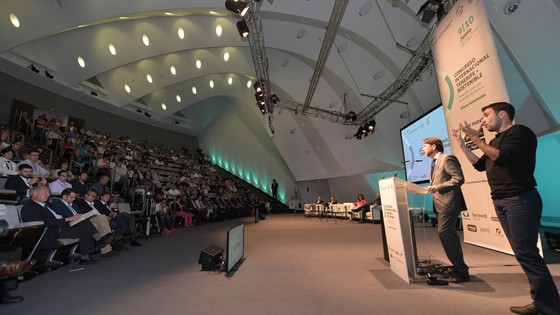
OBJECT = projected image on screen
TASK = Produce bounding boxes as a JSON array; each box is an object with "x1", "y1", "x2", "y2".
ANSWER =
[
  {"x1": 226, "y1": 224, "x2": 244, "y2": 275},
  {"x1": 400, "y1": 105, "x2": 451, "y2": 183}
]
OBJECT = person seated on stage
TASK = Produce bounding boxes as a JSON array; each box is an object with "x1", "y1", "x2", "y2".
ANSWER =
[
  {"x1": 20, "y1": 186, "x2": 105, "y2": 265},
  {"x1": 326, "y1": 195, "x2": 338, "y2": 210},
  {"x1": 94, "y1": 192, "x2": 141, "y2": 247},
  {"x1": 51, "y1": 188, "x2": 118, "y2": 257},
  {"x1": 17, "y1": 149, "x2": 50, "y2": 178},
  {"x1": 170, "y1": 195, "x2": 193, "y2": 227},
  {"x1": 48, "y1": 170, "x2": 73, "y2": 196},
  {"x1": 0, "y1": 147, "x2": 18, "y2": 176},
  {"x1": 5, "y1": 164, "x2": 47, "y2": 206},
  {"x1": 371, "y1": 193, "x2": 381, "y2": 208},
  {"x1": 350, "y1": 194, "x2": 369, "y2": 223},
  {"x1": 154, "y1": 199, "x2": 175, "y2": 234},
  {"x1": 0, "y1": 244, "x2": 36, "y2": 304}
]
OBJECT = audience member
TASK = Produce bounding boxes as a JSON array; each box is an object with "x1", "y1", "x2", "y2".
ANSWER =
[
  {"x1": 5, "y1": 164, "x2": 47, "y2": 205},
  {"x1": 0, "y1": 148, "x2": 18, "y2": 176}
]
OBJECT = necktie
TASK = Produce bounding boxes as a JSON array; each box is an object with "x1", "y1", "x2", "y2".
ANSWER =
[
  {"x1": 67, "y1": 203, "x2": 77, "y2": 215},
  {"x1": 430, "y1": 159, "x2": 436, "y2": 181},
  {"x1": 5, "y1": 161, "x2": 11, "y2": 170}
]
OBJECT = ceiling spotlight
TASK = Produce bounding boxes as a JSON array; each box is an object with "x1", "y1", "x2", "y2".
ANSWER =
[
  {"x1": 225, "y1": 0, "x2": 250, "y2": 17},
  {"x1": 45, "y1": 71, "x2": 54, "y2": 79},
  {"x1": 345, "y1": 111, "x2": 357, "y2": 122},
  {"x1": 136, "y1": 109, "x2": 143, "y2": 113},
  {"x1": 144, "y1": 112, "x2": 152, "y2": 117},
  {"x1": 29, "y1": 64, "x2": 40, "y2": 73},
  {"x1": 253, "y1": 80, "x2": 262, "y2": 92},
  {"x1": 416, "y1": 0, "x2": 444, "y2": 24},
  {"x1": 236, "y1": 20, "x2": 250, "y2": 38},
  {"x1": 367, "y1": 120, "x2": 376, "y2": 132},
  {"x1": 271, "y1": 94, "x2": 279, "y2": 104}
]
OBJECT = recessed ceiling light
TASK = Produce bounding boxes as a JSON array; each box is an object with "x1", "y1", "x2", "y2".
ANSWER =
[
  {"x1": 192, "y1": 87, "x2": 197, "y2": 94},
  {"x1": 177, "y1": 27, "x2": 185, "y2": 39},
  {"x1": 195, "y1": 59, "x2": 201, "y2": 69},
  {"x1": 247, "y1": 80, "x2": 252, "y2": 88},
  {"x1": 223, "y1": 51, "x2": 230, "y2": 61},
  {"x1": 108, "y1": 44, "x2": 116, "y2": 55},
  {"x1": 209, "y1": 80, "x2": 214, "y2": 88},
  {"x1": 124, "y1": 84, "x2": 131, "y2": 93},
  {"x1": 77, "y1": 56, "x2": 85, "y2": 68},
  {"x1": 164, "y1": 12, "x2": 174, "y2": 16},
  {"x1": 142, "y1": 34, "x2": 150, "y2": 46},
  {"x1": 215, "y1": 24, "x2": 223, "y2": 36},
  {"x1": 228, "y1": 77, "x2": 233, "y2": 85},
  {"x1": 146, "y1": 74, "x2": 153, "y2": 83},
  {"x1": 170, "y1": 66, "x2": 176, "y2": 75},
  {"x1": 176, "y1": 95, "x2": 181, "y2": 102},
  {"x1": 209, "y1": 10, "x2": 219, "y2": 15},
  {"x1": 161, "y1": 103, "x2": 167, "y2": 110},
  {"x1": 119, "y1": 16, "x2": 129, "y2": 20},
  {"x1": 9, "y1": 13, "x2": 20, "y2": 28}
]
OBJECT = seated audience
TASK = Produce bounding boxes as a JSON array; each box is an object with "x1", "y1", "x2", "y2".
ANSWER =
[
  {"x1": 154, "y1": 199, "x2": 174, "y2": 234},
  {"x1": 48, "y1": 170, "x2": 73, "y2": 195},
  {"x1": 17, "y1": 149, "x2": 50, "y2": 177},
  {"x1": 0, "y1": 148, "x2": 18, "y2": 176},
  {"x1": 20, "y1": 186, "x2": 103, "y2": 265},
  {"x1": 5, "y1": 164, "x2": 47, "y2": 205}
]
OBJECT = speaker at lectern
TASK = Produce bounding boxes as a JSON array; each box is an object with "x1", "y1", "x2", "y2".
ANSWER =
[{"x1": 378, "y1": 177, "x2": 427, "y2": 283}]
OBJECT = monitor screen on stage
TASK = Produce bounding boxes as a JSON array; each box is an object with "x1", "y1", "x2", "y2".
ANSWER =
[
  {"x1": 226, "y1": 224, "x2": 244, "y2": 274},
  {"x1": 400, "y1": 104, "x2": 451, "y2": 183}
]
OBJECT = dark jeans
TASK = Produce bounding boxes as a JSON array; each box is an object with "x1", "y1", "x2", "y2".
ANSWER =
[
  {"x1": 493, "y1": 190, "x2": 560, "y2": 314},
  {"x1": 353, "y1": 204, "x2": 370, "y2": 222}
]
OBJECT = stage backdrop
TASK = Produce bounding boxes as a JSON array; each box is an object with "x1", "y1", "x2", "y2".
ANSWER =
[{"x1": 431, "y1": 0, "x2": 512, "y2": 254}]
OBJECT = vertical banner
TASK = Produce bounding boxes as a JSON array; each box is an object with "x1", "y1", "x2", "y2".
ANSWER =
[{"x1": 431, "y1": 0, "x2": 512, "y2": 254}]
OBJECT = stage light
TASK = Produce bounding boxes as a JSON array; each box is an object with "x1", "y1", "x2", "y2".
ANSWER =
[
  {"x1": 416, "y1": 0, "x2": 444, "y2": 24},
  {"x1": 144, "y1": 112, "x2": 151, "y2": 117},
  {"x1": 271, "y1": 94, "x2": 279, "y2": 104},
  {"x1": 236, "y1": 20, "x2": 249, "y2": 38},
  {"x1": 225, "y1": 0, "x2": 250, "y2": 17},
  {"x1": 45, "y1": 71, "x2": 54, "y2": 79},
  {"x1": 253, "y1": 81, "x2": 262, "y2": 92},
  {"x1": 345, "y1": 111, "x2": 357, "y2": 122},
  {"x1": 255, "y1": 92, "x2": 265, "y2": 102},
  {"x1": 136, "y1": 109, "x2": 143, "y2": 113},
  {"x1": 29, "y1": 64, "x2": 40, "y2": 73},
  {"x1": 367, "y1": 120, "x2": 376, "y2": 132},
  {"x1": 91, "y1": 91, "x2": 98, "y2": 96}
]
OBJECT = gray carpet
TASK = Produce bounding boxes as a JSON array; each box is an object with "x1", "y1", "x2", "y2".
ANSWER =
[{"x1": 4, "y1": 213, "x2": 560, "y2": 315}]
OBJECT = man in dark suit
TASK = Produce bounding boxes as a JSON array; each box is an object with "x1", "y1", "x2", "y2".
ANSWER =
[
  {"x1": 422, "y1": 136, "x2": 469, "y2": 282},
  {"x1": 20, "y1": 186, "x2": 102, "y2": 265},
  {"x1": 5, "y1": 164, "x2": 47, "y2": 205},
  {"x1": 49, "y1": 188, "x2": 81, "y2": 218},
  {"x1": 271, "y1": 179, "x2": 278, "y2": 200},
  {"x1": 69, "y1": 170, "x2": 89, "y2": 197},
  {"x1": 94, "y1": 192, "x2": 138, "y2": 243}
]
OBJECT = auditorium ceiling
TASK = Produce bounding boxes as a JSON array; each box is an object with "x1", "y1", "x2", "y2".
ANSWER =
[{"x1": 0, "y1": 0, "x2": 556, "y2": 180}]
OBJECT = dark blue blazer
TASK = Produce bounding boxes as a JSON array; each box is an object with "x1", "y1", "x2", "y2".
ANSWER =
[{"x1": 49, "y1": 198, "x2": 80, "y2": 218}]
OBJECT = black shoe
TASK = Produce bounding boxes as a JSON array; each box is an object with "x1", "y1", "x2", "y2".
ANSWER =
[
  {"x1": 509, "y1": 303, "x2": 538, "y2": 315},
  {"x1": 79, "y1": 257, "x2": 101, "y2": 265},
  {"x1": 448, "y1": 271, "x2": 470, "y2": 283},
  {"x1": 101, "y1": 251, "x2": 119, "y2": 258},
  {"x1": 113, "y1": 234, "x2": 124, "y2": 242},
  {"x1": 130, "y1": 240, "x2": 142, "y2": 247},
  {"x1": 97, "y1": 233, "x2": 115, "y2": 247},
  {"x1": 0, "y1": 292, "x2": 24, "y2": 304}
]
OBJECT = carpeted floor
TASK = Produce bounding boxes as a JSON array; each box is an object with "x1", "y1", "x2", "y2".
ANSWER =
[{"x1": 4, "y1": 213, "x2": 560, "y2": 315}]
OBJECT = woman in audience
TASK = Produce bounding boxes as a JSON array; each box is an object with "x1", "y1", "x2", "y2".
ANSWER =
[
  {"x1": 154, "y1": 199, "x2": 175, "y2": 234},
  {"x1": 171, "y1": 195, "x2": 193, "y2": 227}
]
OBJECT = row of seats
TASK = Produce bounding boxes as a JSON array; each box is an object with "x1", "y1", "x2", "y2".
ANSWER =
[{"x1": 303, "y1": 203, "x2": 381, "y2": 222}]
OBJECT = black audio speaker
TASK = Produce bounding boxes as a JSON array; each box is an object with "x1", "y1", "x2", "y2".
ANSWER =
[{"x1": 198, "y1": 245, "x2": 224, "y2": 271}]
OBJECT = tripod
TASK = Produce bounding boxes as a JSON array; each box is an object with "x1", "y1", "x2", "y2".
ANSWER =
[{"x1": 140, "y1": 193, "x2": 160, "y2": 238}]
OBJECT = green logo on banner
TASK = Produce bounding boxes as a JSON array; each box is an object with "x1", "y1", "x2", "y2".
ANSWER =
[{"x1": 445, "y1": 75, "x2": 454, "y2": 110}]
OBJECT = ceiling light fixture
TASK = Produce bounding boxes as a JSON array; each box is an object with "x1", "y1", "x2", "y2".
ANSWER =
[
  {"x1": 146, "y1": 74, "x2": 153, "y2": 83},
  {"x1": 195, "y1": 59, "x2": 201, "y2": 69},
  {"x1": 216, "y1": 24, "x2": 223, "y2": 36},
  {"x1": 176, "y1": 95, "x2": 181, "y2": 102},
  {"x1": 108, "y1": 44, "x2": 117, "y2": 55},
  {"x1": 161, "y1": 103, "x2": 167, "y2": 110},
  {"x1": 209, "y1": 80, "x2": 214, "y2": 88},
  {"x1": 29, "y1": 64, "x2": 40, "y2": 73},
  {"x1": 209, "y1": 11, "x2": 219, "y2": 15},
  {"x1": 9, "y1": 13, "x2": 20, "y2": 28},
  {"x1": 142, "y1": 34, "x2": 150, "y2": 46},
  {"x1": 124, "y1": 84, "x2": 131, "y2": 93},
  {"x1": 223, "y1": 51, "x2": 230, "y2": 61},
  {"x1": 228, "y1": 77, "x2": 233, "y2": 85},
  {"x1": 247, "y1": 80, "x2": 252, "y2": 88},
  {"x1": 170, "y1": 66, "x2": 176, "y2": 75},
  {"x1": 77, "y1": 56, "x2": 85, "y2": 68},
  {"x1": 177, "y1": 27, "x2": 185, "y2": 39},
  {"x1": 192, "y1": 87, "x2": 197, "y2": 94}
]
